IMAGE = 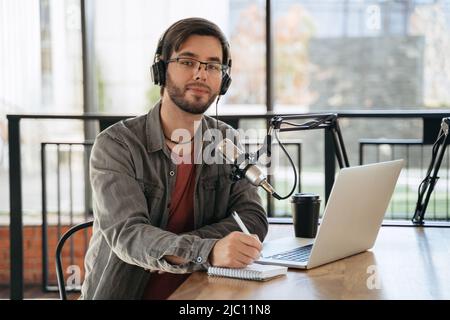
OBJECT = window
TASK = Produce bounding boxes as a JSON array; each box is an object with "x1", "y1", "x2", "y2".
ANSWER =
[
  {"x1": 270, "y1": 0, "x2": 450, "y2": 217},
  {"x1": 92, "y1": 0, "x2": 266, "y2": 115},
  {"x1": 0, "y1": 0, "x2": 84, "y2": 219},
  {"x1": 3, "y1": 0, "x2": 450, "y2": 220},
  {"x1": 273, "y1": 0, "x2": 450, "y2": 111}
]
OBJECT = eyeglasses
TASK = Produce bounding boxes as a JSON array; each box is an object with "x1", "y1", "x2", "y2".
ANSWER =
[{"x1": 167, "y1": 57, "x2": 228, "y2": 77}]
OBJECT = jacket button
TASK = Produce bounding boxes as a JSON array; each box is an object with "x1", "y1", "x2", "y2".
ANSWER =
[
  {"x1": 169, "y1": 171, "x2": 175, "y2": 176},
  {"x1": 196, "y1": 257, "x2": 203, "y2": 263}
]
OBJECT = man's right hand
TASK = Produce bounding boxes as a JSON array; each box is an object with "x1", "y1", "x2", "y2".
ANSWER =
[{"x1": 209, "y1": 231, "x2": 263, "y2": 268}]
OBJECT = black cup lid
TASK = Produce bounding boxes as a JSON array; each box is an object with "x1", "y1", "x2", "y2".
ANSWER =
[{"x1": 291, "y1": 193, "x2": 320, "y2": 203}]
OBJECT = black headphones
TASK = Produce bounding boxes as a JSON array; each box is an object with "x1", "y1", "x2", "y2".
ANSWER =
[{"x1": 151, "y1": 26, "x2": 232, "y2": 96}]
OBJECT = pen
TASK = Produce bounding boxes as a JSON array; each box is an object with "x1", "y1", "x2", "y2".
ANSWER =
[
  {"x1": 232, "y1": 211, "x2": 264, "y2": 258},
  {"x1": 231, "y1": 211, "x2": 251, "y2": 235}
]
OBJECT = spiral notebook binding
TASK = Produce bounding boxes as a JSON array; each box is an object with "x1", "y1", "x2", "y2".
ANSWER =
[{"x1": 208, "y1": 267, "x2": 262, "y2": 280}]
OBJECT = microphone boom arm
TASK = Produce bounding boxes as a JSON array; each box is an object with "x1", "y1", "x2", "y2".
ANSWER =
[
  {"x1": 412, "y1": 117, "x2": 450, "y2": 224},
  {"x1": 265, "y1": 113, "x2": 350, "y2": 169},
  {"x1": 250, "y1": 113, "x2": 349, "y2": 201}
]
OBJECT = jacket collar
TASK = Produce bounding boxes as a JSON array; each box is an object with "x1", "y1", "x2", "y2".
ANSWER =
[
  {"x1": 145, "y1": 100, "x2": 166, "y2": 154},
  {"x1": 145, "y1": 100, "x2": 213, "y2": 156}
]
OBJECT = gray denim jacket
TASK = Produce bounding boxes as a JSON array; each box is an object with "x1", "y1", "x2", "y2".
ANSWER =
[{"x1": 80, "y1": 101, "x2": 268, "y2": 299}]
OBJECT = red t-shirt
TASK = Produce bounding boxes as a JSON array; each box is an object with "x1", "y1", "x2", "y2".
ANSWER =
[{"x1": 142, "y1": 160, "x2": 196, "y2": 299}]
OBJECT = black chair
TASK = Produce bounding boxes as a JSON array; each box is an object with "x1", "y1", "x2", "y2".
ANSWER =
[{"x1": 55, "y1": 220, "x2": 93, "y2": 300}]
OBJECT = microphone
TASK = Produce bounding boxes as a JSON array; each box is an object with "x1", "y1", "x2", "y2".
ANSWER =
[{"x1": 216, "y1": 138, "x2": 279, "y2": 198}]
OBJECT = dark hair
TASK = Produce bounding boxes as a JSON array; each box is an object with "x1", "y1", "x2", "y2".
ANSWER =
[{"x1": 158, "y1": 17, "x2": 231, "y2": 66}]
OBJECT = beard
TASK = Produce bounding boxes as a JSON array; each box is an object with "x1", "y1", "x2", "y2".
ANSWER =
[{"x1": 165, "y1": 73, "x2": 218, "y2": 115}]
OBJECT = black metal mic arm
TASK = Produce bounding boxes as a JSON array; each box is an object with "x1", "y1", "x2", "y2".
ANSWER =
[
  {"x1": 412, "y1": 117, "x2": 450, "y2": 225},
  {"x1": 255, "y1": 113, "x2": 350, "y2": 169},
  {"x1": 240, "y1": 113, "x2": 350, "y2": 201}
]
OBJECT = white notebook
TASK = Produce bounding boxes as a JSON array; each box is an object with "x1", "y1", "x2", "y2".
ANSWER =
[{"x1": 207, "y1": 263, "x2": 287, "y2": 281}]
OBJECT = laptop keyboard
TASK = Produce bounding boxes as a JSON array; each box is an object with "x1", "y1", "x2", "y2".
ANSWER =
[{"x1": 265, "y1": 244, "x2": 313, "y2": 263}]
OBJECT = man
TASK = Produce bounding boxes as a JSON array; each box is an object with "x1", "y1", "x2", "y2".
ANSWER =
[{"x1": 80, "y1": 17, "x2": 268, "y2": 300}]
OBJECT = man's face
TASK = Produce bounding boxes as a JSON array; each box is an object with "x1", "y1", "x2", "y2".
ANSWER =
[{"x1": 164, "y1": 35, "x2": 224, "y2": 115}]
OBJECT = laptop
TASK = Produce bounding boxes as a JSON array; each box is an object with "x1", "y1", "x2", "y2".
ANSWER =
[{"x1": 257, "y1": 159, "x2": 404, "y2": 269}]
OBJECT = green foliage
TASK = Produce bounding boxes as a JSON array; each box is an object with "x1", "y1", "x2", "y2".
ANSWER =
[
  {"x1": 146, "y1": 84, "x2": 161, "y2": 108},
  {"x1": 96, "y1": 63, "x2": 105, "y2": 112}
]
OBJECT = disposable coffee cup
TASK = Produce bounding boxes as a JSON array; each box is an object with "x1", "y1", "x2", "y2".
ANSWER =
[{"x1": 291, "y1": 193, "x2": 321, "y2": 238}]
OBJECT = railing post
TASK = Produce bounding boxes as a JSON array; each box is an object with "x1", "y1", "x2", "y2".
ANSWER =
[
  {"x1": 324, "y1": 129, "x2": 336, "y2": 203},
  {"x1": 8, "y1": 116, "x2": 23, "y2": 300},
  {"x1": 41, "y1": 143, "x2": 48, "y2": 292},
  {"x1": 359, "y1": 143, "x2": 364, "y2": 165}
]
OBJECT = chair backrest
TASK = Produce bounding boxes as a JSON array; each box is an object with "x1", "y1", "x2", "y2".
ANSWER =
[{"x1": 55, "y1": 220, "x2": 93, "y2": 300}]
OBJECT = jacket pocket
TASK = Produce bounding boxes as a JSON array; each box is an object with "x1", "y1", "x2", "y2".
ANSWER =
[
  {"x1": 197, "y1": 176, "x2": 217, "y2": 226},
  {"x1": 199, "y1": 175, "x2": 231, "y2": 225},
  {"x1": 142, "y1": 182, "x2": 164, "y2": 226}
]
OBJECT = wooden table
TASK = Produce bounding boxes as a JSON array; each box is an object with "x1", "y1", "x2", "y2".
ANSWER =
[{"x1": 169, "y1": 224, "x2": 450, "y2": 300}]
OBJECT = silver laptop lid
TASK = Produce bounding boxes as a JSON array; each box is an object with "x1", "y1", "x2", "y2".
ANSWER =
[{"x1": 307, "y1": 159, "x2": 404, "y2": 269}]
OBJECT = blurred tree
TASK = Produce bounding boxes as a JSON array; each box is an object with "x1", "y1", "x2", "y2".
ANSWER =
[
  {"x1": 410, "y1": 3, "x2": 450, "y2": 108},
  {"x1": 228, "y1": 3, "x2": 266, "y2": 104},
  {"x1": 146, "y1": 85, "x2": 161, "y2": 110},
  {"x1": 274, "y1": 4, "x2": 317, "y2": 106}
]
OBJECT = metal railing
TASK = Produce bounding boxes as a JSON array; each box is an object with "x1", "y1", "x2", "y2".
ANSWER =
[
  {"x1": 360, "y1": 139, "x2": 450, "y2": 221},
  {"x1": 41, "y1": 142, "x2": 93, "y2": 292},
  {"x1": 8, "y1": 114, "x2": 131, "y2": 300},
  {"x1": 7, "y1": 110, "x2": 450, "y2": 299}
]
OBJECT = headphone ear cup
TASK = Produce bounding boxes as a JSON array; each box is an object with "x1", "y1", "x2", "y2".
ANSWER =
[
  {"x1": 220, "y1": 73, "x2": 232, "y2": 95},
  {"x1": 151, "y1": 60, "x2": 166, "y2": 86}
]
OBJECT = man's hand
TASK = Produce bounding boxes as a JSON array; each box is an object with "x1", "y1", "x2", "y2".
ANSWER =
[{"x1": 209, "y1": 231, "x2": 263, "y2": 268}]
